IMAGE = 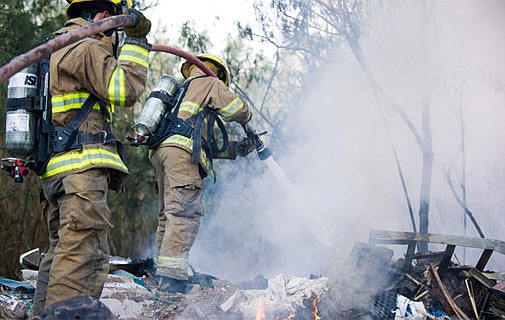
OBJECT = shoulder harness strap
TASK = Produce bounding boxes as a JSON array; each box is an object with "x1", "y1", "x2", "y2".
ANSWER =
[
  {"x1": 146, "y1": 75, "x2": 206, "y2": 149},
  {"x1": 51, "y1": 95, "x2": 119, "y2": 154}
]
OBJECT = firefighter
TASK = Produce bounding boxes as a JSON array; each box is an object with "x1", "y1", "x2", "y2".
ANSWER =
[
  {"x1": 151, "y1": 54, "x2": 256, "y2": 293},
  {"x1": 32, "y1": 0, "x2": 151, "y2": 315}
]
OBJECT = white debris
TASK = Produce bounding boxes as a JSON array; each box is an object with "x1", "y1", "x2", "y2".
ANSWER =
[
  {"x1": 220, "y1": 274, "x2": 329, "y2": 319},
  {"x1": 20, "y1": 269, "x2": 38, "y2": 287},
  {"x1": 100, "y1": 275, "x2": 155, "y2": 319},
  {"x1": 393, "y1": 294, "x2": 427, "y2": 320},
  {"x1": 0, "y1": 294, "x2": 30, "y2": 319}
]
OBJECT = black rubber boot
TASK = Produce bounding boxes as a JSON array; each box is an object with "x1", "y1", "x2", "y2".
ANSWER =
[{"x1": 158, "y1": 276, "x2": 188, "y2": 294}]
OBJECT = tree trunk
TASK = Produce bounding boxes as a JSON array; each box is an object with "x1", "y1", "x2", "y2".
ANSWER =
[{"x1": 417, "y1": 96, "x2": 433, "y2": 253}]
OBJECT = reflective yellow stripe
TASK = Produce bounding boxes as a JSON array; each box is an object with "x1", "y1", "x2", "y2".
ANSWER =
[
  {"x1": 41, "y1": 147, "x2": 127, "y2": 179},
  {"x1": 179, "y1": 102, "x2": 208, "y2": 127},
  {"x1": 154, "y1": 255, "x2": 189, "y2": 270},
  {"x1": 51, "y1": 92, "x2": 112, "y2": 122},
  {"x1": 160, "y1": 134, "x2": 210, "y2": 170},
  {"x1": 218, "y1": 97, "x2": 244, "y2": 119},
  {"x1": 119, "y1": 44, "x2": 149, "y2": 68},
  {"x1": 179, "y1": 101, "x2": 202, "y2": 115},
  {"x1": 109, "y1": 68, "x2": 125, "y2": 109},
  {"x1": 109, "y1": 44, "x2": 149, "y2": 109},
  {"x1": 52, "y1": 92, "x2": 101, "y2": 113}
]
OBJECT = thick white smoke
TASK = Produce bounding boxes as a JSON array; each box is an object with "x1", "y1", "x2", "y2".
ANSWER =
[{"x1": 189, "y1": 0, "x2": 505, "y2": 283}]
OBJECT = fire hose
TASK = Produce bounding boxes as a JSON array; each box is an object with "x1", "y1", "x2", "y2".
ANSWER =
[
  {"x1": 0, "y1": 13, "x2": 270, "y2": 160},
  {"x1": 0, "y1": 14, "x2": 216, "y2": 85}
]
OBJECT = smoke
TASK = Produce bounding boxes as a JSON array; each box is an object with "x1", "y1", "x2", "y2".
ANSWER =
[{"x1": 188, "y1": 0, "x2": 505, "y2": 283}]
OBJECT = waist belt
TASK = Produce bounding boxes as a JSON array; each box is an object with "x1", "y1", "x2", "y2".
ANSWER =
[
  {"x1": 52, "y1": 126, "x2": 119, "y2": 154},
  {"x1": 49, "y1": 94, "x2": 117, "y2": 154}
]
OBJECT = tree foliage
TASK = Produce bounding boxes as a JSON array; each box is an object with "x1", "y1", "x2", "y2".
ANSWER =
[
  {"x1": 0, "y1": 0, "x2": 67, "y2": 279},
  {"x1": 0, "y1": 0, "x2": 162, "y2": 278}
]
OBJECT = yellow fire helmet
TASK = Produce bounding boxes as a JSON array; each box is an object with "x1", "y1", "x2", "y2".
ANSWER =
[
  {"x1": 66, "y1": 0, "x2": 133, "y2": 19},
  {"x1": 181, "y1": 53, "x2": 231, "y2": 86}
]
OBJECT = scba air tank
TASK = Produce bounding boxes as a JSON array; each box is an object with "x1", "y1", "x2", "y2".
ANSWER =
[
  {"x1": 133, "y1": 75, "x2": 178, "y2": 137},
  {"x1": 5, "y1": 63, "x2": 38, "y2": 159}
]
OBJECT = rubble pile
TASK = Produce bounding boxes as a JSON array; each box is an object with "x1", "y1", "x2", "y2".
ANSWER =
[{"x1": 0, "y1": 230, "x2": 504, "y2": 319}]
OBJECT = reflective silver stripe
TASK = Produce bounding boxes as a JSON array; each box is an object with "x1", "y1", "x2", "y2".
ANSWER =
[
  {"x1": 41, "y1": 147, "x2": 127, "y2": 179},
  {"x1": 160, "y1": 134, "x2": 211, "y2": 170},
  {"x1": 119, "y1": 44, "x2": 149, "y2": 68},
  {"x1": 109, "y1": 68, "x2": 125, "y2": 109},
  {"x1": 218, "y1": 97, "x2": 243, "y2": 119},
  {"x1": 155, "y1": 255, "x2": 189, "y2": 271},
  {"x1": 51, "y1": 92, "x2": 101, "y2": 113},
  {"x1": 179, "y1": 101, "x2": 202, "y2": 115}
]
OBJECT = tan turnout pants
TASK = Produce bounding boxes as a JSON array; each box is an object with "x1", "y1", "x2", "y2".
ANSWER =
[
  {"x1": 151, "y1": 146, "x2": 203, "y2": 280},
  {"x1": 32, "y1": 169, "x2": 112, "y2": 316}
]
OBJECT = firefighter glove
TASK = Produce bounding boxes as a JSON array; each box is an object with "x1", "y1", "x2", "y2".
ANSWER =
[
  {"x1": 235, "y1": 137, "x2": 256, "y2": 157},
  {"x1": 124, "y1": 8, "x2": 151, "y2": 41}
]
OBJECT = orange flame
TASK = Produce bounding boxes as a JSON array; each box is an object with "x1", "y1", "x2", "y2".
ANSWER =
[
  {"x1": 255, "y1": 299, "x2": 265, "y2": 320},
  {"x1": 312, "y1": 294, "x2": 321, "y2": 320}
]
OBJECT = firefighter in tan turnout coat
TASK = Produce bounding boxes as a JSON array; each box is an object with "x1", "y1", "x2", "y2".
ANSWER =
[
  {"x1": 151, "y1": 54, "x2": 256, "y2": 293},
  {"x1": 33, "y1": 0, "x2": 151, "y2": 315}
]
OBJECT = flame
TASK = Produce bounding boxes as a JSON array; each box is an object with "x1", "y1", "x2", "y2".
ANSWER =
[
  {"x1": 312, "y1": 294, "x2": 321, "y2": 320},
  {"x1": 259, "y1": 294, "x2": 322, "y2": 320},
  {"x1": 255, "y1": 298, "x2": 265, "y2": 320}
]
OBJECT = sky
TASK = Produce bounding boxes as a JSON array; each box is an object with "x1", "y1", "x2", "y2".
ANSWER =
[{"x1": 144, "y1": 0, "x2": 258, "y2": 52}]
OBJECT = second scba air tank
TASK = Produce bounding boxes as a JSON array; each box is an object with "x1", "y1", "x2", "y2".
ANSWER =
[{"x1": 132, "y1": 75, "x2": 179, "y2": 140}]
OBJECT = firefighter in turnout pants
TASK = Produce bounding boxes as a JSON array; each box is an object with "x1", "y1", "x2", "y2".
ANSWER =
[
  {"x1": 32, "y1": 0, "x2": 151, "y2": 315},
  {"x1": 151, "y1": 54, "x2": 256, "y2": 293}
]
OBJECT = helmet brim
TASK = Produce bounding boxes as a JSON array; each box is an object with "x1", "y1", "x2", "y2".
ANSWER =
[{"x1": 67, "y1": 1, "x2": 120, "y2": 19}]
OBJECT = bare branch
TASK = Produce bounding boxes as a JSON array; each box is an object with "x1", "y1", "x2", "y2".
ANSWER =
[{"x1": 444, "y1": 170, "x2": 485, "y2": 239}]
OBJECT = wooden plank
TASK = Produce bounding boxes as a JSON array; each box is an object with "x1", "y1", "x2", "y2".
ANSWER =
[
  {"x1": 369, "y1": 230, "x2": 505, "y2": 255},
  {"x1": 468, "y1": 268, "x2": 495, "y2": 289},
  {"x1": 413, "y1": 252, "x2": 446, "y2": 259},
  {"x1": 438, "y1": 245, "x2": 456, "y2": 271},
  {"x1": 404, "y1": 241, "x2": 416, "y2": 270},
  {"x1": 369, "y1": 239, "x2": 413, "y2": 245},
  {"x1": 476, "y1": 249, "x2": 493, "y2": 271}
]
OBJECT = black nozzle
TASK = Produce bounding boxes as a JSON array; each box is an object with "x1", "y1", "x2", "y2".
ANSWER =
[
  {"x1": 241, "y1": 123, "x2": 272, "y2": 161},
  {"x1": 257, "y1": 146, "x2": 272, "y2": 160}
]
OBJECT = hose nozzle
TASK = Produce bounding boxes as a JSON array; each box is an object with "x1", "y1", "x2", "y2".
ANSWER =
[{"x1": 241, "y1": 123, "x2": 272, "y2": 161}]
